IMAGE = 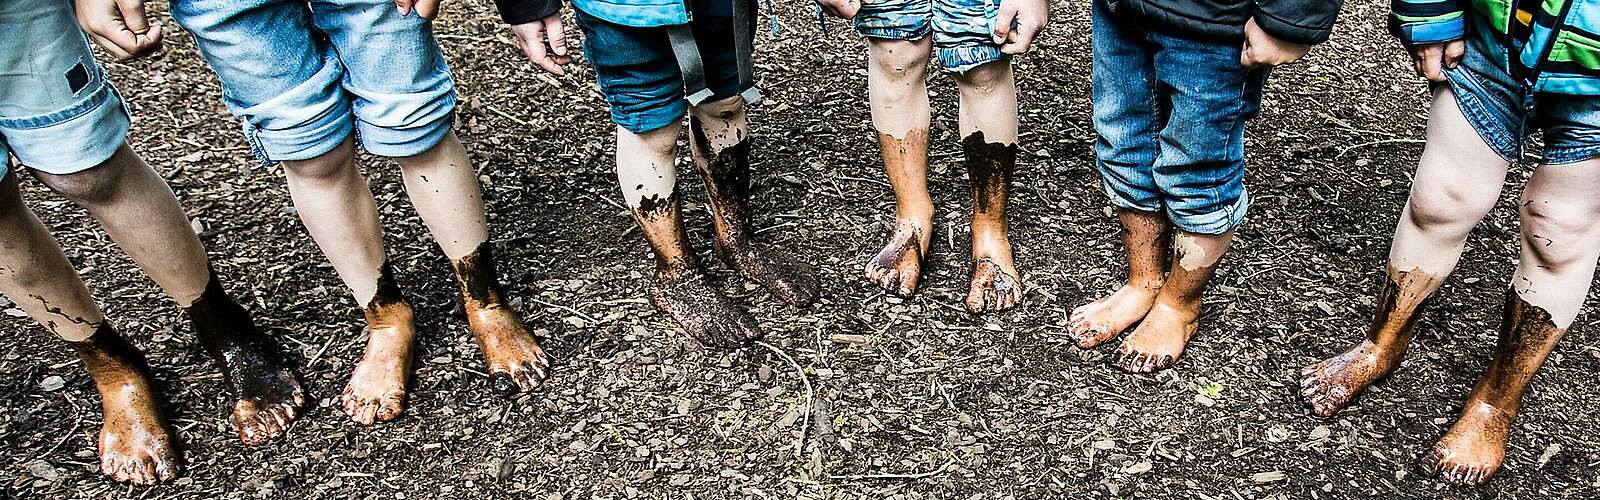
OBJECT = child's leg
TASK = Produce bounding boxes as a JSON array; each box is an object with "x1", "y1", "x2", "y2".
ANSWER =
[
  {"x1": 1421, "y1": 157, "x2": 1600, "y2": 484},
  {"x1": 624, "y1": 123, "x2": 763, "y2": 348},
  {"x1": 1114, "y1": 228, "x2": 1231, "y2": 373},
  {"x1": 392, "y1": 131, "x2": 551, "y2": 396},
  {"x1": 1072, "y1": 0, "x2": 1168, "y2": 348},
  {"x1": 0, "y1": 171, "x2": 178, "y2": 484},
  {"x1": 861, "y1": 36, "x2": 935, "y2": 297},
  {"x1": 952, "y1": 61, "x2": 1022, "y2": 313},
  {"x1": 1301, "y1": 86, "x2": 1510, "y2": 415},
  {"x1": 688, "y1": 97, "x2": 820, "y2": 306}
]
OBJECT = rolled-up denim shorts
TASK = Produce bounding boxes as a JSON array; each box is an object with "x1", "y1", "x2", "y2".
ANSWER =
[
  {"x1": 574, "y1": 0, "x2": 755, "y2": 134},
  {"x1": 1443, "y1": 16, "x2": 1600, "y2": 165},
  {"x1": 1090, "y1": 1, "x2": 1265, "y2": 234},
  {"x1": 853, "y1": 0, "x2": 1005, "y2": 73},
  {"x1": 0, "y1": 0, "x2": 132, "y2": 179},
  {"x1": 170, "y1": 0, "x2": 456, "y2": 164}
]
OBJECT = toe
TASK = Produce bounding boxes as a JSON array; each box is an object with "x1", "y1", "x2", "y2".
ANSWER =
[
  {"x1": 378, "y1": 394, "x2": 405, "y2": 422},
  {"x1": 355, "y1": 401, "x2": 378, "y2": 425},
  {"x1": 490, "y1": 372, "x2": 515, "y2": 394}
]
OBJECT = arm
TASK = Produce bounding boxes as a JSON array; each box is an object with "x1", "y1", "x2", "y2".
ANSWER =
[
  {"x1": 73, "y1": 0, "x2": 162, "y2": 61},
  {"x1": 1250, "y1": 0, "x2": 1344, "y2": 45},
  {"x1": 993, "y1": 0, "x2": 1049, "y2": 55},
  {"x1": 498, "y1": 0, "x2": 573, "y2": 75},
  {"x1": 1390, "y1": 0, "x2": 1467, "y2": 81}
]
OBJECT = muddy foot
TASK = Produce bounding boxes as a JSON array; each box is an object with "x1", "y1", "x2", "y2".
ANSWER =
[
  {"x1": 1113, "y1": 300, "x2": 1198, "y2": 373},
  {"x1": 652, "y1": 268, "x2": 764, "y2": 349},
  {"x1": 1420, "y1": 400, "x2": 1514, "y2": 485},
  {"x1": 185, "y1": 272, "x2": 306, "y2": 445},
  {"x1": 97, "y1": 376, "x2": 181, "y2": 484},
  {"x1": 1299, "y1": 340, "x2": 1406, "y2": 417},
  {"x1": 865, "y1": 220, "x2": 930, "y2": 297},
  {"x1": 965, "y1": 257, "x2": 1023, "y2": 313},
  {"x1": 1070, "y1": 282, "x2": 1161, "y2": 349},
  {"x1": 717, "y1": 239, "x2": 819, "y2": 307},
  {"x1": 228, "y1": 363, "x2": 306, "y2": 445},
  {"x1": 341, "y1": 298, "x2": 417, "y2": 425},
  {"x1": 466, "y1": 304, "x2": 553, "y2": 394}
]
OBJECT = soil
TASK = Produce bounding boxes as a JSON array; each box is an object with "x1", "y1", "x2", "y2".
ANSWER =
[{"x1": 4, "y1": 1, "x2": 1599, "y2": 498}]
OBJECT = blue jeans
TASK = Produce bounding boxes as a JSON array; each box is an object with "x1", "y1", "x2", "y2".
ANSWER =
[
  {"x1": 1091, "y1": 2, "x2": 1266, "y2": 234},
  {"x1": 170, "y1": 0, "x2": 456, "y2": 163},
  {"x1": 1443, "y1": 15, "x2": 1600, "y2": 165},
  {"x1": 0, "y1": 0, "x2": 131, "y2": 177},
  {"x1": 575, "y1": 0, "x2": 754, "y2": 134},
  {"x1": 854, "y1": 0, "x2": 1004, "y2": 73}
]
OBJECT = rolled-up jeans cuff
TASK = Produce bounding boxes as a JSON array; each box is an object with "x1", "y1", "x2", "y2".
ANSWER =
[
  {"x1": 1168, "y1": 187, "x2": 1249, "y2": 235},
  {"x1": 939, "y1": 45, "x2": 1005, "y2": 73}
]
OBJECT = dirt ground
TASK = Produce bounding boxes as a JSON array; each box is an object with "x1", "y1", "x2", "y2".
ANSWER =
[{"x1": 3, "y1": 0, "x2": 1599, "y2": 498}]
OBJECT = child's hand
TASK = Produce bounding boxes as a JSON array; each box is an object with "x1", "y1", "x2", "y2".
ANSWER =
[
  {"x1": 993, "y1": 0, "x2": 1047, "y2": 54},
  {"x1": 816, "y1": 0, "x2": 861, "y2": 19},
  {"x1": 1240, "y1": 18, "x2": 1310, "y2": 68},
  {"x1": 512, "y1": 13, "x2": 573, "y2": 75},
  {"x1": 73, "y1": 0, "x2": 162, "y2": 61},
  {"x1": 1410, "y1": 40, "x2": 1465, "y2": 82},
  {"x1": 395, "y1": 0, "x2": 443, "y2": 19}
]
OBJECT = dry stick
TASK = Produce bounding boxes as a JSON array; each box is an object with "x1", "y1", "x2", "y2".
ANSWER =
[
  {"x1": 829, "y1": 459, "x2": 955, "y2": 481},
  {"x1": 1337, "y1": 138, "x2": 1424, "y2": 158},
  {"x1": 24, "y1": 392, "x2": 82, "y2": 465},
  {"x1": 526, "y1": 297, "x2": 599, "y2": 324},
  {"x1": 756, "y1": 341, "x2": 813, "y2": 461}
]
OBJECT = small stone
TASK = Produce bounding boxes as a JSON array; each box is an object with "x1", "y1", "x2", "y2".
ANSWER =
[{"x1": 40, "y1": 376, "x2": 65, "y2": 392}]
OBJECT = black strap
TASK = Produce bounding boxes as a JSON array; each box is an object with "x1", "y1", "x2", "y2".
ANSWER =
[
  {"x1": 666, "y1": 26, "x2": 715, "y2": 105},
  {"x1": 667, "y1": 0, "x2": 761, "y2": 107}
]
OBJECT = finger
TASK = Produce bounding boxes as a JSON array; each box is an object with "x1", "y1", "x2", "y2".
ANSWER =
[
  {"x1": 992, "y1": 3, "x2": 1018, "y2": 44},
  {"x1": 416, "y1": 0, "x2": 441, "y2": 19},
  {"x1": 1001, "y1": 22, "x2": 1039, "y2": 55},
  {"x1": 395, "y1": 0, "x2": 412, "y2": 15},
  {"x1": 1423, "y1": 46, "x2": 1445, "y2": 82},
  {"x1": 1445, "y1": 40, "x2": 1465, "y2": 68},
  {"x1": 90, "y1": 31, "x2": 135, "y2": 60},
  {"x1": 132, "y1": 24, "x2": 163, "y2": 58},
  {"x1": 545, "y1": 17, "x2": 568, "y2": 57},
  {"x1": 114, "y1": 0, "x2": 151, "y2": 34}
]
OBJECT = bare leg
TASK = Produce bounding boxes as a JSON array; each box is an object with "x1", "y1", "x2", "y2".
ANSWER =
[
  {"x1": 36, "y1": 145, "x2": 305, "y2": 445},
  {"x1": 1114, "y1": 229, "x2": 1232, "y2": 372},
  {"x1": 1421, "y1": 157, "x2": 1600, "y2": 485},
  {"x1": 953, "y1": 60, "x2": 1022, "y2": 313},
  {"x1": 0, "y1": 171, "x2": 178, "y2": 483},
  {"x1": 688, "y1": 97, "x2": 819, "y2": 306},
  {"x1": 394, "y1": 132, "x2": 549, "y2": 395},
  {"x1": 1071, "y1": 209, "x2": 1170, "y2": 348},
  {"x1": 862, "y1": 37, "x2": 935, "y2": 297},
  {"x1": 1300, "y1": 87, "x2": 1511, "y2": 416},
  {"x1": 623, "y1": 124, "x2": 762, "y2": 348}
]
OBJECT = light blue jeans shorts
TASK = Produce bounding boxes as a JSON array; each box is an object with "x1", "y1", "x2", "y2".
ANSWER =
[
  {"x1": 853, "y1": 0, "x2": 1006, "y2": 73},
  {"x1": 0, "y1": 0, "x2": 132, "y2": 179},
  {"x1": 169, "y1": 0, "x2": 457, "y2": 164}
]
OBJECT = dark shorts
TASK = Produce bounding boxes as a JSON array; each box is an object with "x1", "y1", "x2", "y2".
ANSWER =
[{"x1": 575, "y1": 0, "x2": 756, "y2": 134}]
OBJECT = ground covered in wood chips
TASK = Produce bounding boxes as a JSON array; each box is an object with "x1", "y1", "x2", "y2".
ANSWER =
[{"x1": 4, "y1": 1, "x2": 1599, "y2": 498}]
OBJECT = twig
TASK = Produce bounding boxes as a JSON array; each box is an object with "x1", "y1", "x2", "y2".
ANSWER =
[
  {"x1": 1337, "y1": 138, "x2": 1423, "y2": 158},
  {"x1": 306, "y1": 333, "x2": 339, "y2": 369},
  {"x1": 485, "y1": 105, "x2": 533, "y2": 128},
  {"x1": 527, "y1": 297, "x2": 599, "y2": 324},
  {"x1": 756, "y1": 341, "x2": 813, "y2": 460},
  {"x1": 829, "y1": 460, "x2": 954, "y2": 481}
]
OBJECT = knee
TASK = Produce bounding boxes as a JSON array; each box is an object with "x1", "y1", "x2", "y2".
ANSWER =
[
  {"x1": 1404, "y1": 183, "x2": 1496, "y2": 235},
  {"x1": 34, "y1": 161, "x2": 127, "y2": 206},
  {"x1": 691, "y1": 96, "x2": 745, "y2": 122},
  {"x1": 954, "y1": 61, "x2": 1012, "y2": 95},
  {"x1": 871, "y1": 40, "x2": 932, "y2": 83},
  {"x1": 1520, "y1": 201, "x2": 1600, "y2": 268},
  {"x1": 282, "y1": 143, "x2": 357, "y2": 183}
]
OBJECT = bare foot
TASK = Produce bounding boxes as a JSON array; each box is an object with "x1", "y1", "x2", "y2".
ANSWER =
[
  {"x1": 185, "y1": 274, "x2": 306, "y2": 445},
  {"x1": 716, "y1": 237, "x2": 820, "y2": 307},
  {"x1": 1070, "y1": 282, "x2": 1161, "y2": 349},
  {"x1": 1299, "y1": 340, "x2": 1407, "y2": 417},
  {"x1": 452, "y1": 243, "x2": 553, "y2": 394},
  {"x1": 652, "y1": 267, "x2": 764, "y2": 349},
  {"x1": 1113, "y1": 299, "x2": 1199, "y2": 373},
  {"x1": 1420, "y1": 400, "x2": 1514, "y2": 485},
  {"x1": 74, "y1": 325, "x2": 180, "y2": 484},
  {"x1": 865, "y1": 219, "x2": 931, "y2": 297},
  {"x1": 341, "y1": 293, "x2": 416, "y2": 425},
  {"x1": 965, "y1": 233, "x2": 1022, "y2": 313}
]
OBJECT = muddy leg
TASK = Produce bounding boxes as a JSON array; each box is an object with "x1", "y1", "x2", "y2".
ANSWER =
[
  {"x1": 1113, "y1": 229, "x2": 1230, "y2": 372},
  {"x1": 0, "y1": 172, "x2": 178, "y2": 483},
  {"x1": 1070, "y1": 209, "x2": 1169, "y2": 349},
  {"x1": 623, "y1": 124, "x2": 763, "y2": 348},
  {"x1": 339, "y1": 262, "x2": 416, "y2": 423},
  {"x1": 1300, "y1": 86, "x2": 1510, "y2": 416},
  {"x1": 862, "y1": 37, "x2": 935, "y2": 297},
  {"x1": 953, "y1": 60, "x2": 1023, "y2": 313},
  {"x1": 449, "y1": 242, "x2": 552, "y2": 394},
  {"x1": 1421, "y1": 157, "x2": 1600, "y2": 485},
  {"x1": 688, "y1": 98, "x2": 819, "y2": 306}
]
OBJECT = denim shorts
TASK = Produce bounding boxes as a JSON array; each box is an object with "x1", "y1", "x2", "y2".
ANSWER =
[
  {"x1": 170, "y1": 0, "x2": 457, "y2": 163},
  {"x1": 853, "y1": 0, "x2": 1005, "y2": 73},
  {"x1": 574, "y1": 0, "x2": 754, "y2": 134},
  {"x1": 1443, "y1": 16, "x2": 1600, "y2": 165},
  {"x1": 1089, "y1": 1, "x2": 1266, "y2": 235},
  {"x1": 0, "y1": 0, "x2": 132, "y2": 178}
]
